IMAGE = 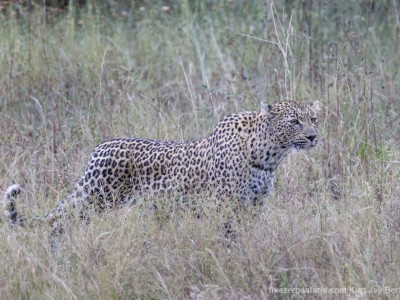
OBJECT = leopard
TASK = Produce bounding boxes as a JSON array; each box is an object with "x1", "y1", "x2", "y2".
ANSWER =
[{"x1": 3, "y1": 100, "x2": 320, "y2": 243}]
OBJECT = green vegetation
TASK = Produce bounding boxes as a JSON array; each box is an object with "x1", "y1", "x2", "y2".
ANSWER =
[{"x1": 0, "y1": 1, "x2": 399, "y2": 298}]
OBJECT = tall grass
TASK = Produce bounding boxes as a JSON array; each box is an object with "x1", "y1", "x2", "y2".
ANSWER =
[{"x1": 0, "y1": 1, "x2": 399, "y2": 298}]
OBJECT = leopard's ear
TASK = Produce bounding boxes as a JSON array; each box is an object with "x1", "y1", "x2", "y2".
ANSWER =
[
  {"x1": 261, "y1": 102, "x2": 279, "y2": 120},
  {"x1": 261, "y1": 102, "x2": 279, "y2": 119},
  {"x1": 260, "y1": 102, "x2": 273, "y2": 112},
  {"x1": 307, "y1": 100, "x2": 321, "y2": 113}
]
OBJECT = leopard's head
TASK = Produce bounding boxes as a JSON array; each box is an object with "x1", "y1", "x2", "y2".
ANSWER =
[{"x1": 261, "y1": 100, "x2": 321, "y2": 150}]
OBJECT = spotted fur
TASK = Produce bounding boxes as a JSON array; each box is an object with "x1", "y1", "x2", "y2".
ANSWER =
[{"x1": 3, "y1": 100, "x2": 320, "y2": 236}]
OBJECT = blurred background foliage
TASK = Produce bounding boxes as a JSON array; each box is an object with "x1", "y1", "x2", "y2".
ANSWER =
[{"x1": 1, "y1": 0, "x2": 399, "y2": 177}]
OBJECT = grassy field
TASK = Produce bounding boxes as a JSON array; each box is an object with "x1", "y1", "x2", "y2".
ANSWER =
[{"x1": 0, "y1": 1, "x2": 399, "y2": 298}]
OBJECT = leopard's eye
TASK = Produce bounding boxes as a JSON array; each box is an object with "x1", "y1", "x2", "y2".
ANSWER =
[
  {"x1": 310, "y1": 117, "x2": 317, "y2": 123},
  {"x1": 290, "y1": 119, "x2": 300, "y2": 125}
]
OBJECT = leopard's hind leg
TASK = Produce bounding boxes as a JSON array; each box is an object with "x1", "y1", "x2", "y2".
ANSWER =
[{"x1": 47, "y1": 176, "x2": 93, "y2": 252}]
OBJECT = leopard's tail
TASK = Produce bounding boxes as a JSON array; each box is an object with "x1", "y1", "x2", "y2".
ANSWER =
[
  {"x1": 3, "y1": 184, "x2": 25, "y2": 226},
  {"x1": 3, "y1": 184, "x2": 57, "y2": 227},
  {"x1": 3, "y1": 181, "x2": 86, "y2": 228},
  {"x1": 3, "y1": 183, "x2": 85, "y2": 253}
]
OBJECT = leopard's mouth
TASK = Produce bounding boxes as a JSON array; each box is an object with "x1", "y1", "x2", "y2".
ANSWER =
[{"x1": 293, "y1": 139, "x2": 318, "y2": 150}]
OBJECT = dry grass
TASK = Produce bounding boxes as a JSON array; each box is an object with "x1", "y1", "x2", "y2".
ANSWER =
[{"x1": 0, "y1": 1, "x2": 399, "y2": 299}]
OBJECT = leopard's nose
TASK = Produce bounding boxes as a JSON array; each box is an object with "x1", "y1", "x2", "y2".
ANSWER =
[{"x1": 306, "y1": 135, "x2": 316, "y2": 142}]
